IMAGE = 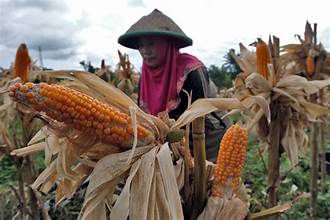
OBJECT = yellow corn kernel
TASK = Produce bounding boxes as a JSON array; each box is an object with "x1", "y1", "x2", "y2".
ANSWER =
[
  {"x1": 306, "y1": 55, "x2": 315, "y2": 76},
  {"x1": 13, "y1": 43, "x2": 31, "y2": 83},
  {"x1": 256, "y1": 39, "x2": 271, "y2": 79},
  {"x1": 211, "y1": 124, "x2": 248, "y2": 197}
]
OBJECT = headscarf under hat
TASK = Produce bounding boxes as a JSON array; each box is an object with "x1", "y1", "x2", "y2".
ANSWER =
[{"x1": 139, "y1": 37, "x2": 203, "y2": 115}]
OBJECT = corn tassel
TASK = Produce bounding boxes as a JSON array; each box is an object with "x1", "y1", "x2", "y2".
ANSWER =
[
  {"x1": 256, "y1": 39, "x2": 271, "y2": 79},
  {"x1": 9, "y1": 82, "x2": 155, "y2": 149},
  {"x1": 13, "y1": 43, "x2": 31, "y2": 82},
  {"x1": 212, "y1": 124, "x2": 248, "y2": 197}
]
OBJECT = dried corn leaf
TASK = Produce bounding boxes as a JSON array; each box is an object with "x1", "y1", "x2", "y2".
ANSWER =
[
  {"x1": 197, "y1": 197, "x2": 248, "y2": 220},
  {"x1": 230, "y1": 44, "x2": 256, "y2": 74},
  {"x1": 172, "y1": 96, "x2": 270, "y2": 133},
  {"x1": 154, "y1": 168, "x2": 171, "y2": 220},
  {"x1": 246, "y1": 108, "x2": 267, "y2": 133},
  {"x1": 110, "y1": 160, "x2": 141, "y2": 220},
  {"x1": 55, "y1": 163, "x2": 92, "y2": 205},
  {"x1": 215, "y1": 197, "x2": 248, "y2": 220},
  {"x1": 31, "y1": 160, "x2": 57, "y2": 190},
  {"x1": 276, "y1": 75, "x2": 330, "y2": 95},
  {"x1": 174, "y1": 159, "x2": 185, "y2": 190},
  {"x1": 130, "y1": 147, "x2": 157, "y2": 219},
  {"x1": 271, "y1": 87, "x2": 298, "y2": 103},
  {"x1": 56, "y1": 178, "x2": 77, "y2": 205},
  {"x1": 0, "y1": 121, "x2": 15, "y2": 151},
  {"x1": 242, "y1": 95, "x2": 270, "y2": 123},
  {"x1": 221, "y1": 109, "x2": 242, "y2": 120},
  {"x1": 57, "y1": 142, "x2": 80, "y2": 181},
  {"x1": 235, "y1": 182, "x2": 251, "y2": 208},
  {"x1": 28, "y1": 126, "x2": 47, "y2": 146},
  {"x1": 281, "y1": 122, "x2": 300, "y2": 166},
  {"x1": 281, "y1": 44, "x2": 303, "y2": 53},
  {"x1": 45, "y1": 131, "x2": 62, "y2": 163},
  {"x1": 86, "y1": 146, "x2": 152, "y2": 197},
  {"x1": 230, "y1": 52, "x2": 248, "y2": 74},
  {"x1": 299, "y1": 99, "x2": 330, "y2": 121},
  {"x1": 248, "y1": 192, "x2": 310, "y2": 219},
  {"x1": 86, "y1": 202, "x2": 106, "y2": 220},
  {"x1": 40, "y1": 171, "x2": 58, "y2": 194},
  {"x1": 172, "y1": 98, "x2": 245, "y2": 130},
  {"x1": 304, "y1": 21, "x2": 313, "y2": 44},
  {"x1": 10, "y1": 142, "x2": 45, "y2": 157},
  {"x1": 110, "y1": 144, "x2": 184, "y2": 220},
  {"x1": 245, "y1": 73, "x2": 272, "y2": 95},
  {"x1": 249, "y1": 203, "x2": 292, "y2": 220},
  {"x1": 79, "y1": 179, "x2": 121, "y2": 220},
  {"x1": 0, "y1": 82, "x2": 17, "y2": 124},
  {"x1": 147, "y1": 173, "x2": 157, "y2": 220},
  {"x1": 80, "y1": 147, "x2": 153, "y2": 219},
  {"x1": 234, "y1": 74, "x2": 252, "y2": 101},
  {"x1": 82, "y1": 142, "x2": 121, "y2": 161},
  {"x1": 197, "y1": 197, "x2": 225, "y2": 220},
  {"x1": 0, "y1": 102, "x2": 16, "y2": 125},
  {"x1": 127, "y1": 106, "x2": 138, "y2": 163},
  {"x1": 156, "y1": 143, "x2": 184, "y2": 220}
]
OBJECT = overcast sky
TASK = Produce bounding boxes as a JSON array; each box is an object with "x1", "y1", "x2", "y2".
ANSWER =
[{"x1": 0, "y1": 0, "x2": 329, "y2": 71}]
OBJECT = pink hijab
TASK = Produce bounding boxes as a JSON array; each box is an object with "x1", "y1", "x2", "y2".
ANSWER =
[{"x1": 139, "y1": 38, "x2": 204, "y2": 116}]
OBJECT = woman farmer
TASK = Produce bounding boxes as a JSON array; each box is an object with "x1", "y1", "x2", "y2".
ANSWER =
[{"x1": 118, "y1": 9, "x2": 229, "y2": 162}]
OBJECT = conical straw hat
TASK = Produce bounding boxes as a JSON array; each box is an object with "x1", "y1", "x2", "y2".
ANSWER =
[{"x1": 118, "y1": 9, "x2": 192, "y2": 49}]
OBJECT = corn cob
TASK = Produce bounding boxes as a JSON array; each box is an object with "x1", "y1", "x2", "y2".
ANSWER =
[
  {"x1": 256, "y1": 39, "x2": 271, "y2": 79},
  {"x1": 212, "y1": 124, "x2": 248, "y2": 197},
  {"x1": 13, "y1": 43, "x2": 31, "y2": 82},
  {"x1": 306, "y1": 55, "x2": 315, "y2": 76},
  {"x1": 9, "y1": 82, "x2": 155, "y2": 149}
]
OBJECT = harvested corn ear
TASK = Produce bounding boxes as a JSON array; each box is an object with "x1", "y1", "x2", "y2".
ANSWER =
[
  {"x1": 212, "y1": 124, "x2": 248, "y2": 197},
  {"x1": 9, "y1": 82, "x2": 155, "y2": 149}
]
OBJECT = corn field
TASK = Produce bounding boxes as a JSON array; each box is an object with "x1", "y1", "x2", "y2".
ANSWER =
[{"x1": 0, "y1": 22, "x2": 329, "y2": 220}]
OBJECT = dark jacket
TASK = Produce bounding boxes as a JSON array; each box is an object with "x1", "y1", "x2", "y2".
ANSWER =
[{"x1": 168, "y1": 67, "x2": 230, "y2": 162}]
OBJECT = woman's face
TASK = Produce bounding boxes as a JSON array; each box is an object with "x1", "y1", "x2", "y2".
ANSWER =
[{"x1": 138, "y1": 36, "x2": 168, "y2": 68}]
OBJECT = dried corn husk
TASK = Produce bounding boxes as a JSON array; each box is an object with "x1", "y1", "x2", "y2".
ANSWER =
[
  {"x1": 229, "y1": 36, "x2": 330, "y2": 167},
  {"x1": 197, "y1": 197, "x2": 248, "y2": 220}
]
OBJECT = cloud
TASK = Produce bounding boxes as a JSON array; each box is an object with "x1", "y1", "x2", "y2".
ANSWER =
[
  {"x1": 0, "y1": 0, "x2": 87, "y2": 68},
  {"x1": 3, "y1": 0, "x2": 67, "y2": 12},
  {"x1": 42, "y1": 49, "x2": 78, "y2": 60},
  {"x1": 1, "y1": 0, "x2": 329, "y2": 70},
  {"x1": 320, "y1": 27, "x2": 330, "y2": 50},
  {"x1": 128, "y1": 0, "x2": 145, "y2": 7}
]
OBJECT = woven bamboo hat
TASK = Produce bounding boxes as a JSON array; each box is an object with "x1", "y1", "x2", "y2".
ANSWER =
[{"x1": 118, "y1": 9, "x2": 192, "y2": 49}]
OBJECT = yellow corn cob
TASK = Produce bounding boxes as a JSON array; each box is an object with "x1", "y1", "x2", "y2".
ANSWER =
[
  {"x1": 256, "y1": 39, "x2": 271, "y2": 79},
  {"x1": 306, "y1": 55, "x2": 315, "y2": 76},
  {"x1": 13, "y1": 43, "x2": 31, "y2": 82},
  {"x1": 212, "y1": 124, "x2": 248, "y2": 197},
  {"x1": 9, "y1": 82, "x2": 154, "y2": 149}
]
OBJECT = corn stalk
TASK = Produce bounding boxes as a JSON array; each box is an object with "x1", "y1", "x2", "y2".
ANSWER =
[
  {"x1": 319, "y1": 88, "x2": 327, "y2": 194},
  {"x1": 267, "y1": 100, "x2": 282, "y2": 220},
  {"x1": 267, "y1": 36, "x2": 281, "y2": 220},
  {"x1": 191, "y1": 117, "x2": 207, "y2": 220},
  {"x1": 309, "y1": 118, "x2": 319, "y2": 220},
  {"x1": 309, "y1": 23, "x2": 326, "y2": 219}
]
